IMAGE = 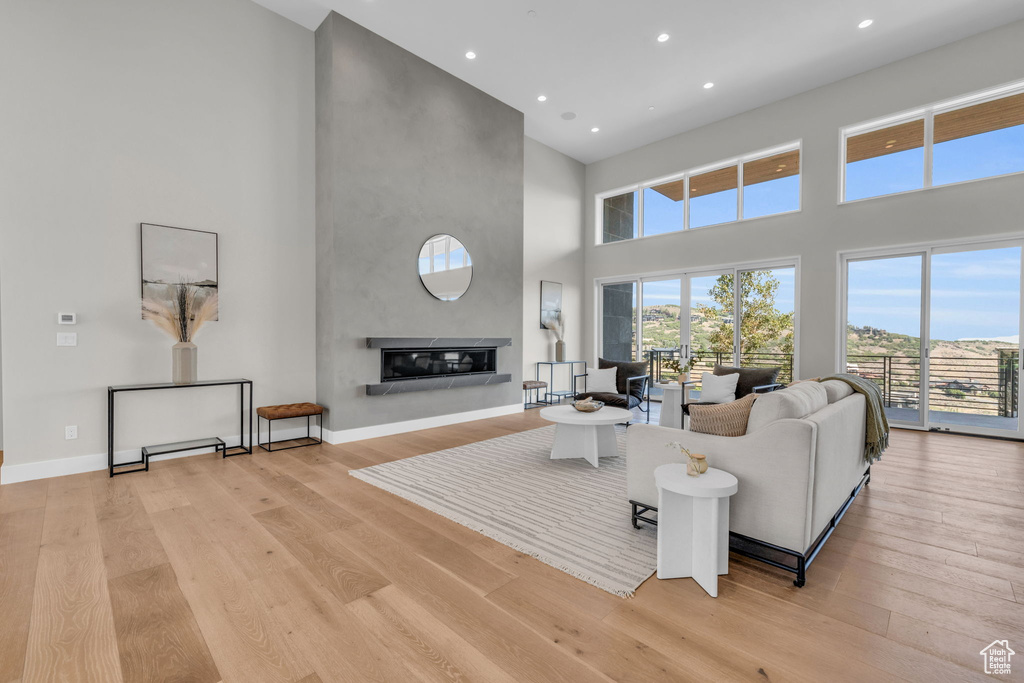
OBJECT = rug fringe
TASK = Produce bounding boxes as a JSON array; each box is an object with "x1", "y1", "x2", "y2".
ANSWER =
[{"x1": 349, "y1": 469, "x2": 643, "y2": 598}]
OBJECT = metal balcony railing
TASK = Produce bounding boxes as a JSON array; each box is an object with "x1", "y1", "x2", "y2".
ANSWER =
[
  {"x1": 647, "y1": 348, "x2": 794, "y2": 386},
  {"x1": 647, "y1": 348, "x2": 1019, "y2": 418},
  {"x1": 846, "y1": 352, "x2": 1018, "y2": 418}
]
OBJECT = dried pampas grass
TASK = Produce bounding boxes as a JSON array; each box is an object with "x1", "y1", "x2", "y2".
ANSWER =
[{"x1": 143, "y1": 281, "x2": 218, "y2": 342}]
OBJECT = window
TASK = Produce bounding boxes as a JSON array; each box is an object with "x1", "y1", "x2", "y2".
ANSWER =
[
  {"x1": 845, "y1": 120, "x2": 925, "y2": 201},
  {"x1": 597, "y1": 143, "x2": 801, "y2": 243},
  {"x1": 642, "y1": 180, "x2": 684, "y2": 236},
  {"x1": 933, "y1": 92, "x2": 1024, "y2": 186},
  {"x1": 842, "y1": 82, "x2": 1024, "y2": 202},
  {"x1": 598, "y1": 261, "x2": 798, "y2": 384},
  {"x1": 689, "y1": 165, "x2": 737, "y2": 228},
  {"x1": 602, "y1": 190, "x2": 638, "y2": 242},
  {"x1": 743, "y1": 149, "x2": 800, "y2": 218}
]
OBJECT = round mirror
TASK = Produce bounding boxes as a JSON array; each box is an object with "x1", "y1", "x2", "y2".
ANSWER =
[{"x1": 418, "y1": 234, "x2": 473, "y2": 301}]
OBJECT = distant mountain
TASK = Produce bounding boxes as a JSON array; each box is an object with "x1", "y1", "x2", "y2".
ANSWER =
[
  {"x1": 143, "y1": 279, "x2": 217, "y2": 287},
  {"x1": 957, "y1": 335, "x2": 1019, "y2": 344}
]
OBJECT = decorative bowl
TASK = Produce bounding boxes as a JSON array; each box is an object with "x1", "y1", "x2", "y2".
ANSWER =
[{"x1": 572, "y1": 400, "x2": 604, "y2": 413}]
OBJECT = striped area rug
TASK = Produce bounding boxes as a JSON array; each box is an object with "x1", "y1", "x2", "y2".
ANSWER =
[{"x1": 349, "y1": 425, "x2": 657, "y2": 597}]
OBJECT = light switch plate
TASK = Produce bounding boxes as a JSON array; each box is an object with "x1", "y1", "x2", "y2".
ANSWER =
[{"x1": 57, "y1": 332, "x2": 77, "y2": 347}]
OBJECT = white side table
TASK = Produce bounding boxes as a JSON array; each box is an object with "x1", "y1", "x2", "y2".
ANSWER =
[
  {"x1": 539, "y1": 405, "x2": 632, "y2": 468},
  {"x1": 656, "y1": 381, "x2": 697, "y2": 429},
  {"x1": 655, "y1": 465, "x2": 738, "y2": 597}
]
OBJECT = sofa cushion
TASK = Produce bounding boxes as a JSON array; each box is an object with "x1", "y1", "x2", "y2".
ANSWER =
[
  {"x1": 689, "y1": 393, "x2": 758, "y2": 437},
  {"x1": 599, "y1": 357, "x2": 648, "y2": 401},
  {"x1": 820, "y1": 379, "x2": 855, "y2": 404},
  {"x1": 713, "y1": 364, "x2": 780, "y2": 398},
  {"x1": 746, "y1": 382, "x2": 828, "y2": 433}
]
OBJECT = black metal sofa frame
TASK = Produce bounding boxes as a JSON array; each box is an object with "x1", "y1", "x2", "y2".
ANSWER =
[{"x1": 629, "y1": 467, "x2": 870, "y2": 587}]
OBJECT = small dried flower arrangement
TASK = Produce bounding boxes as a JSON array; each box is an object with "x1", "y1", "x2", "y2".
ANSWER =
[
  {"x1": 667, "y1": 441, "x2": 709, "y2": 477},
  {"x1": 142, "y1": 281, "x2": 218, "y2": 342}
]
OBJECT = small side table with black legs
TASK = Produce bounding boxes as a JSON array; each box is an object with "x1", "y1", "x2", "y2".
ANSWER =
[{"x1": 107, "y1": 378, "x2": 253, "y2": 477}]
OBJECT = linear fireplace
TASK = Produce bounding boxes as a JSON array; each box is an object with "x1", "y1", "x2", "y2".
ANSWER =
[
  {"x1": 381, "y1": 348, "x2": 496, "y2": 382},
  {"x1": 365, "y1": 337, "x2": 513, "y2": 395}
]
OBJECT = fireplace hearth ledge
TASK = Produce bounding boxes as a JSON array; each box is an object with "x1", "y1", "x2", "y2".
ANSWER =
[
  {"x1": 366, "y1": 337, "x2": 513, "y2": 349},
  {"x1": 366, "y1": 373, "x2": 512, "y2": 395}
]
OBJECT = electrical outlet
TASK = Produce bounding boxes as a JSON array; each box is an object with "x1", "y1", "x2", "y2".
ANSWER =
[
  {"x1": 65, "y1": 425, "x2": 78, "y2": 440},
  {"x1": 57, "y1": 333, "x2": 77, "y2": 347}
]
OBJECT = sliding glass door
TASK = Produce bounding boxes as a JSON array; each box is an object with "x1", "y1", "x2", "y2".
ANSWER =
[
  {"x1": 737, "y1": 266, "x2": 797, "y2": 383},
  {"x1": 601, "y1": 282, "x2": 637, "y2": 362},
  {"x1": 843, "y1": 241, "x2": 1022, "y2": 437},
  {"x1": 928, "y1": 244, "x2": 1020, "y2": 433},
  {"x1": 686, "y1": 271, "x2": 734, "y2": 392},
  {"x1": 845, "y1": 255, "x2": 926, "y2": 426},
  {"x1": 600, "y1": 260, "x2": 798, "y2": 402},
  {"x1": 641, "y1": 278, "x2": 681, "y2": 399}
]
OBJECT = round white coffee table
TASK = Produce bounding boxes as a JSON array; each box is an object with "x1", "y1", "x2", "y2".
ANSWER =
[
  {"x1": 539, "y1": 405, "x2": 632, "y2": 468},
  {"x1": 655, "y1": 465, "x2": 738, "y2": 597}
]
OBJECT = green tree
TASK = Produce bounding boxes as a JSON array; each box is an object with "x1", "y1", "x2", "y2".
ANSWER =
[{"x1": 695, "y1": 272, "x2": 794, "y2": 356}]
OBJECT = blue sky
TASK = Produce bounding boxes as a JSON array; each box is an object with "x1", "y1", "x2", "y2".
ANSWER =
[
  {"x1": 846, "y1": 124, "x2": 1024, "y2": 200},
  {"x1": 847, "y1": 248, "x2": 1020, "y2": 341},
  {"x1": 643, "y1": 176, "x2": 799, "y2": 234}
]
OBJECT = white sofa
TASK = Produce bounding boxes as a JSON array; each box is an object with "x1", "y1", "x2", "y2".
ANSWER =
[{"x1": 626, "y1": 380, "x2": 871, "y2": 586}]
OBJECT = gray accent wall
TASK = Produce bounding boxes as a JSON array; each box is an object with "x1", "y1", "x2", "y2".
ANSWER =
[{"x1": 315, "y1": 12, "x2": 525, "y2": 432}]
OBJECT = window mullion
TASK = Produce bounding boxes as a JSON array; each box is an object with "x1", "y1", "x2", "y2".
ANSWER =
[
  {"x1": 683, "y1": 175, "x2": 690, "y2": 231},
  {"x1": 737, "y1": 162, "x2": 745, "y2": 220},
  {"x1": 637, "y1": 185, "x2": 644, "y2": 239},
  {"x1": 923, "y1": 111, "x2": 935, "y2": 189}
]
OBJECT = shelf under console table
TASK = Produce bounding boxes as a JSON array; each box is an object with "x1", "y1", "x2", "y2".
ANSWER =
[{"x1": 107, "y1": 378, "x2": 253, "y2": 477}]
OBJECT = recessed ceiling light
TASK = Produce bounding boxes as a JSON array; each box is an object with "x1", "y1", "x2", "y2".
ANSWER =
[
  {"x1": 858, "y1": 19, "x2": 873, "y2": 29},
  {"x1": 591, "y1": 127, "x2": 600, "y2": 133},
  {"x1": 465, "y1": 51, "x2": 477, "y2": 60},
  {"x1": 527, "y1": 9, "x2": 537, "y2": 18},
  {"x1": 561, "y1": 112, "x2": 577, "y2": 120},
  {"x1": 703, "y1": 82, "x2": 714, "y2": 89},
  {"x1": 648, "y1": 106, "x2": 655, "y2": 111},
  {"x1": 537, "y1": 95, "x2": 547, "y2": 102},
  {"x1": 657, "y1": 33, "x2": 670, "y2": 42}
]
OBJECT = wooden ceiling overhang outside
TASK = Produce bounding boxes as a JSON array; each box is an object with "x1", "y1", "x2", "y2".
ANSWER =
[{"x1": 650, "y1": 149, "x2": 800, "y2": 201}]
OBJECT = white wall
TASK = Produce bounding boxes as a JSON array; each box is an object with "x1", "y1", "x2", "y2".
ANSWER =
[
  {"x1": 583, "y1": 20, "x2": 1024, "y2": 379},
  {"x1": 0, "y1": 0, "x2": 315, "y2": 482},
  {"x1": 524, "y1": 138, "x2": 585, "y2": 391}
]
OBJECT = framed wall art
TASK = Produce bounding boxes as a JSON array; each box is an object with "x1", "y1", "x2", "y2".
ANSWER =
[
  {"x1": 540, "y1": 280, "x2": 562, "y2": 329},
  {"x1": 140, "y1": 223, "x2": 219, "y2": 319}
]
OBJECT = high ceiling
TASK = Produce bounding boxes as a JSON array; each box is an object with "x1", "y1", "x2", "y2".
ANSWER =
[{"x1": 252, "y1": 0, "x2": 1024, "y2": 164}]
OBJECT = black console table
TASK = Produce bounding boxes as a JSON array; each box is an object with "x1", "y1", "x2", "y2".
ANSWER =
[{"x1": 107, "y1": 378, "x2": 253, "y2": 477}]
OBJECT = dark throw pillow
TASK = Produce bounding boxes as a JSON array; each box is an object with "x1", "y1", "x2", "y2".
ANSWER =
[
  {"x1": 598, "y1": 357, "x2": 649, "y2": 400},
  {"x1": 713, "y1": 364, "x2": 780, "y2": 399}
]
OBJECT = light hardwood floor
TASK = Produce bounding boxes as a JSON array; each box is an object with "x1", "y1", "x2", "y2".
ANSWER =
[{"x1": 1, "y1": 411, "x2": 1022, "y2": 682}]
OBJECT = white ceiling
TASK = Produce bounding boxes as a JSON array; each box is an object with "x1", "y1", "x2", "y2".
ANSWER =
[{"x1": 252, "y1": 0, "x2": 1024, "y2": 164}]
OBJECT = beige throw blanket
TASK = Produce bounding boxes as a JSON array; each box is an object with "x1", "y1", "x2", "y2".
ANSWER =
[{"x1": 820, "y1": 374, "x2": 889, "y2": 464}]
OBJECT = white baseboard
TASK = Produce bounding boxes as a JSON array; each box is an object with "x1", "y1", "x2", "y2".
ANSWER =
[
  {"x1": 323, "y1": 403, "x2": 524, "y2": 444},
  {"x1": 1, "y1": 404, "x2": 525, "y2": 484},
  {"x1": 0, "y1": 425, "x2": 312, "y2": 485}
]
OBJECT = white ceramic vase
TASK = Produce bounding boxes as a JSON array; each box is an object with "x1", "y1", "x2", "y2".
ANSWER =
[{"x1": 172, "y1": 341, "x2": 198, "y2": 384}]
